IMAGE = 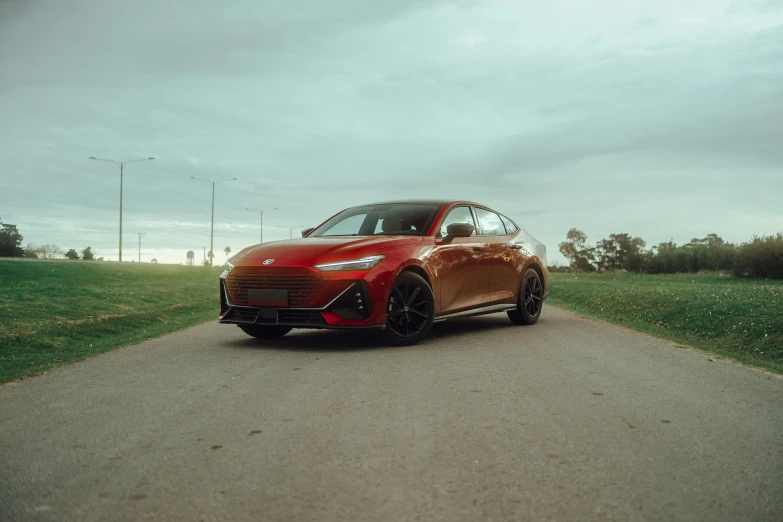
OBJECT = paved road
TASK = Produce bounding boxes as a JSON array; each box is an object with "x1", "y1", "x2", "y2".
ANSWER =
[{"x1": 1, "y1": 307, "x2": 781, "y2": 522}]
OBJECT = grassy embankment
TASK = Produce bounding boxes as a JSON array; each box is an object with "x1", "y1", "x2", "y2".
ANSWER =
[
  {"x1": 2, "y1": 261, "x2": 781, "y2": 383},
  {"x1": 0, "y1": 259, "x2": 221, "y2": 383},
  {"x1": 547, "y1": 272, "x2": 783, "y2": 374}
]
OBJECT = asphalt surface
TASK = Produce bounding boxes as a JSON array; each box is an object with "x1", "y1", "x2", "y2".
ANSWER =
[{"x1": 1, "y1": 306, "x2": 781, "y2": 522}]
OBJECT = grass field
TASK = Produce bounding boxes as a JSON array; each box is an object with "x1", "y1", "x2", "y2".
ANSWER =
[
  {"x1": 547, "y1": 272, "x2": 783, "y2": 373},
  {"x1": 2, "y1": 261, "x2": 781, "y2": 384},
  {"x1": 0, "y1": 259, "x2": 221, "y2": 384}
]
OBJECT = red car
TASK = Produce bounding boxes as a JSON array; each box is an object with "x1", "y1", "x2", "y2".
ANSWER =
[{"x1": 220, "y1": 200, "x2": 549, "y2": 345}]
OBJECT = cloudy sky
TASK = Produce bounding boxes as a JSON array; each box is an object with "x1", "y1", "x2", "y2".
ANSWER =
[{"x1": 1, "y1": 0, "x2": 781, "y2": 264}]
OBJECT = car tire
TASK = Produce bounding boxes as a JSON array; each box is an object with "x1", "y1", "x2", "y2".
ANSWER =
[
  {"x1": 383, "y1": 271, "x2": 435, "y2": 346},
  {"x1": 239, "y1": 324, "x2": 293, "y2": 340},
  {"x1": 508, "y1": 268, "x2": 544, "y2": 325}
]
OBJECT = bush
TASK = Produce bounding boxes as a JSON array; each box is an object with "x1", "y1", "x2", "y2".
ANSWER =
[
  {"x1": 683, "y1": 244, "x2": 735, "y2": 272},
  {"x1": 644, "y1": 242, "x2": 737, "y2": 275},
  {"x1": 644, "y1": 248, "x2": 690, "y2": 274},
  {"x1": 624, "y1": 252, "x2": 646, "y2": 273},
  {"x1": 734, "y1": 234, "x2": 783, "y2": 279}
]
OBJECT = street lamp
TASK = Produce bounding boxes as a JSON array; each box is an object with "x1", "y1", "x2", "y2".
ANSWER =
[
  {"x1": 137, "y1": 232, "x2": 145, "y2": 263},
  {"x1": 192, "y1": 177, "x2": 237, "y2": 266},
  {"x1": 245, "y1": 207, "x2": 278, "y2": 244},
  {"x1": 89, "y1": 156, "x2": 154, "y2": 262},
  {"x1": 288, "y1": 225, "x2": 305, "y2": 239}
]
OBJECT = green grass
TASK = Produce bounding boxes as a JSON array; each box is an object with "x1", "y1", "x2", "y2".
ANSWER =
[
  {"x1": 547, "y1": 272, "x2": 783, "y2": 374},
  {"x1": 0, "y1": 259, "x2": 222, "y2": 384},
  {"x1": 3, "y1": 261, "x2": 780, "y2": 383}
]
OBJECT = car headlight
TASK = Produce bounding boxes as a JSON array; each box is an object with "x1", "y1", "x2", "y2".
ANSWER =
[
  {"x1": 314, "y1": 255, "x2": 385, "y2": 271},
  {"x1": 225, "y1": 260, "x2": 234, "y2": 272}
]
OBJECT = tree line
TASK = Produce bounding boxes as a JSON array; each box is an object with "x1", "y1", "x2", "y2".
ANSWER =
[
  {"x1": 0, "y1": 219, "x2": 103, "y2": 261},
  {"x1": 557, "y1": 229, "x2": 783, "y2": 279}
]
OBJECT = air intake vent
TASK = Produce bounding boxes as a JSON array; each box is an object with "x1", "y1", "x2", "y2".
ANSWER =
[
  {"x1": 223, "y1": 307, "x2": 259, "y2": 323},
  {"x1": 277, "y1": 310, "x2": 325, "y2": 326}
]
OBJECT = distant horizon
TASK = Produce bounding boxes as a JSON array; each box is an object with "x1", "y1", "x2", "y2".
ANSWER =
[{"x1": 8, "y1": 222, "x2": 779, "y2": 266}]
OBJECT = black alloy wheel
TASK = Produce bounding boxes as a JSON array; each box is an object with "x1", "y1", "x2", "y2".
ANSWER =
[
  {"x1": 239, "y1": 324, "x2": 293, "y2": 340},
  {"x1": 384, "y1": 271, "x2": 435, "y2": 346},
  {"x1": 508, "y1": 268, "x2": 544, "y2": 325}
]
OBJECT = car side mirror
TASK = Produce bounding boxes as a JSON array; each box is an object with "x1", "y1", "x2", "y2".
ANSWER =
[
  {"x1": 446, "y1": 223, "x2": 475, "y2": 238},
  {"x1": 301, "y1": 227, "x2": 315, "y2": 237}
]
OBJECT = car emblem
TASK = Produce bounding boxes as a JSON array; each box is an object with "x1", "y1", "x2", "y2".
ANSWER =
[{"x1": 263, "y1": 259, "x2": 275, "y2": 265}]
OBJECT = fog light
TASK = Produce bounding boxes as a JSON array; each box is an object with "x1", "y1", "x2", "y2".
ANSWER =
[{"x1": 329, "y1": 282, "x2": 372, "y2": 320}]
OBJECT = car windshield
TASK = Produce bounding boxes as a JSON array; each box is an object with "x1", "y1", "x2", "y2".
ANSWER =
[{"x1": 311, "y1": 203, "x2": 441, "y2": 237}]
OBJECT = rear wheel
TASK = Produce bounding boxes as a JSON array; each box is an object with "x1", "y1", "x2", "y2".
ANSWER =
[
  {"x1": 239, "y1": 324, "x2": 292, "y2": 340},
  {"x1": 508, "y1": 268, "x2": 544, "y2": 325},
  {"x1": 383, "y1": 271, "x2": 435, "y2": 346}
]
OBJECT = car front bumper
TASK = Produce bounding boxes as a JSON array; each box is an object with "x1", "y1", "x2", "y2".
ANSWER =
[{"x1": 218, "y1": 265, "x2": 394, "y2": 329}]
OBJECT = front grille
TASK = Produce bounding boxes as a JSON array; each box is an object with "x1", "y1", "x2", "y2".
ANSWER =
[
  {"x1": 277, "y1": 310, "x2": 325, "y2": 326},
  {"x1": 225, "y1": 267, "x2": 351, "y2": 308},
  {"x1": 226, "y1": 268, "x2": 325, "y2": 307}
]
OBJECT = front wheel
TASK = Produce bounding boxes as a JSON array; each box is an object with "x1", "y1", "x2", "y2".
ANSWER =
[
  {"x1": 239, "y1": 324, "x2": 292, "y2": 340},
  {"x1": 508, "y1": 268, "x2": 544, "y2": 325},
  {"x1": 383, "y1": 271, "x2": 435, "y2": 346}
]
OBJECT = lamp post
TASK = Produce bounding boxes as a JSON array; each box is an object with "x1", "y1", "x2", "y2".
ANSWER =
[
  {"x1": 192, "y1": 177, "x2": 237, "y2": 266},
  {"x1": 89, "y1": 156, "x2": 154, "y2": 262},
  {"x1": 245, "y1": 207, "x2": 278, "y2": 244},
  {"x1": 289, "y1": 225, "x2": 305, "y2": 239},
  {"x1": 137, "y1": 233, "x2": 145, "y2": 263}
]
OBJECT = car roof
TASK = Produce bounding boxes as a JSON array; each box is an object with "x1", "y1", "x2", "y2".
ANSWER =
[{"x1": 362, "y1": 199, "x2": 483, "y2": 207}]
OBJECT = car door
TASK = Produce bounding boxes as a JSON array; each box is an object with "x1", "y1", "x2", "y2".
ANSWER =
[
  {"x1": 431, "y1": 205, "x2": 492, "y2": 314},
  {"x1": 473, "y1": 207, "x2": 522, "y2": 302}
]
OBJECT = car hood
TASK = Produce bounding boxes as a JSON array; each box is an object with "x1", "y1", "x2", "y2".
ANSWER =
[{"x1": 233, "y1": 236, "x2": 422, "y2": 266}]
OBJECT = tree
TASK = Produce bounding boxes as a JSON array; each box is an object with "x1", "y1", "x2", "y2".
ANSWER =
[
  {"x1": 38, "y1": 244, "x2": 62, "y2": 259},
  {"x1": 734, "y1": 233, "x2": 783, "y2": 279},
  {"x1": 624, "y1": 237, "x2": 647, "y2": 273},
  {"x1": 224, "y1": 246, "x2": 231, "y2": 257},
  {"x1": 594, "y1": 233, "x2": 646, "y2": 271},
  {"x1": 23, "y1": 243, "x2": 62, "y2": 259},
  {"x1": 688, "y1": 233, "x2": 724, "y2": 247},
  {"x1": 595, "y1": 238, "x2": 616, "y2": 270},
  {"x1": 559, "y1": 228, "x2": 595, "y2": 271},
  {"x1": 65, "y1": 249, "x2": 80, "y2": 260},
  {"x1": 559, "y1": 228, "x2": 586, "y2": 267},
  {"x1": 82, "y1": 247, "x2": 95, "y2": 261},
  {"x1": 655, "y1": 240, "x2": 678, "y2": 253},
  {"x1": 0, "y1": 220, "x2": 24, "y2": 257},
  {"x1": 151, "y1": 258, "x2": 158, "y2": 264}
]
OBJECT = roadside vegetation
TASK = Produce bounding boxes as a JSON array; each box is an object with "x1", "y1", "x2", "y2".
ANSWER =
[
  {"x1": 555, "y1": 229, "x2": 782, "y2": 279},
  {"x1": 547, "y1": 272, "x2": 783, "y2": 374},
  {"x1": 0, "y1": 259, "x2": 221, "y2": 384}
]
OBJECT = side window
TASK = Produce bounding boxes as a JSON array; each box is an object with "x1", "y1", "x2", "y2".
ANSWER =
[
  {"x1": 500, "y1": 214, "x2": 518, "y2": 233},
  {"x1": 438, "y1": 206, "x2": 476, "y2": 237},
  {"x1": 474, "y1": 208, "x2": 506, "y2": 235}
]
